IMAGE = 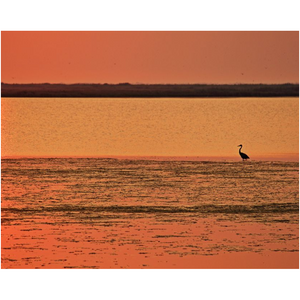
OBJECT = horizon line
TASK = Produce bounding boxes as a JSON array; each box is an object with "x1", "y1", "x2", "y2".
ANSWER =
[{"x1": 2, "y1": 82, "x2": 299, "y2": 86}]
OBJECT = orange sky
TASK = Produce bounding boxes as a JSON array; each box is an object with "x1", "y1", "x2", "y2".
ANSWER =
[{"x1": 1, "y1": 31, "x2": 299, "y2": 84}]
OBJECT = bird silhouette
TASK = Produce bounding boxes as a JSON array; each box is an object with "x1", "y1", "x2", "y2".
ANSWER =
[{"x1": 238, "y1": 144, "x2": 250, "y2": 161}]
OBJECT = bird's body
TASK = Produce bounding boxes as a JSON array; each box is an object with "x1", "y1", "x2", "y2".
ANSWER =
[{"x1": 238, "y1": 144, "x2": 250, "y2": 161}]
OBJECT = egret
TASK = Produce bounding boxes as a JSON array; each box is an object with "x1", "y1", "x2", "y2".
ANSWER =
[{"x1": 238, "y1": 144, "x2": 250, "y2": 161}]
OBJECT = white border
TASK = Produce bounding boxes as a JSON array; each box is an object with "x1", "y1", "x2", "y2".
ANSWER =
[{"x1": 0, "y1": 1, "x2": 300, "y2": 31}]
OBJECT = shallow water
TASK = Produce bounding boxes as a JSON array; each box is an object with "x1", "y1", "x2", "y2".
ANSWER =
[
  {"x1": 1, "y1": 97, "x2": 298, "y2": 158},
  {"x1": 1, "y1": 158, "x2": 299, "y2": 268}
]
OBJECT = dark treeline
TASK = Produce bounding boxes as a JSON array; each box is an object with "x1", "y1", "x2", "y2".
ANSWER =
[{"x1": 1, "y1": 83, "x2": 299, "y2": 98}]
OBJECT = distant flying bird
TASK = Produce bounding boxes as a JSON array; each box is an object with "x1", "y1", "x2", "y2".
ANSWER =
[{"x1": 238, "y1": 144, "x2": 250, "y2": 161}]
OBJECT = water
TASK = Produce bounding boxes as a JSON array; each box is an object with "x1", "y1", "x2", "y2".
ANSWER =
[
  {"x1": 1, "y1": 97, "x2": 299, "y2": 268},
  {"x1": 1, "y1": 97, "x2": 298, "y2": 158},
  {"x1": 1, "y1": 157, "x2": 299, "y2": 268}
]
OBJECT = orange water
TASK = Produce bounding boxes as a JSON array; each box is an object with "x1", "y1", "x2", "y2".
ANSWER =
[
  {"x1": 1, "y1": 158, "x2": 298, "y2": 269},
  {"x1": 1, "y1": 97, "x2": 299, "y2": 268},
  {"x1": 1, "y1": 97, "x2": 298, "y2": 158}
]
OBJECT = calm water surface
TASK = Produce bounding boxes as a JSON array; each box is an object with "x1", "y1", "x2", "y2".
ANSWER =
[
  {"x1": 1, "y1": 158, "x2": 299, "y2": 268},
  {"x1": 1, "y1": 97, "x2": 299, "y2": 268},
  {"x1": 1, "y1": 97, "x2": 298, "y2": 157}
]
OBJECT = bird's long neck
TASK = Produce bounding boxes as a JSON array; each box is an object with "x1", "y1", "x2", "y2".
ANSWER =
[{"x1": 239, "y1": 146, "x2": 242, "y2": 153}]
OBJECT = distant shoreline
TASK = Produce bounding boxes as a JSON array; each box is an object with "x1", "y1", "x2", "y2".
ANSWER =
[{"x1": 1, "y1": 83, "x2": 299, "y2": 98}]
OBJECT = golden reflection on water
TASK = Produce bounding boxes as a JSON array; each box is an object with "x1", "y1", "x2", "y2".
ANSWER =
[
  {"x1": 1, "y1": 97, "x2": 299, "y2": 268},
  {"x1": 1, "y1": 158, "x2": 299, "y2": 269},
  {"x1": 1, "y1": 97, "x2": 298, "y2": 158},
  {"x1": 2, "y1": 215, "x2": 298, "y2": 269}
]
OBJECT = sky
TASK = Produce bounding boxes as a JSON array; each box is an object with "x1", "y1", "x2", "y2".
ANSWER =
[{"x1": 1, "y1": 31, "x2": 299, "y2": 84}]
